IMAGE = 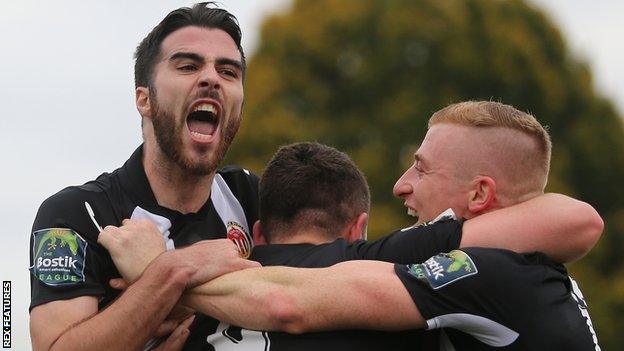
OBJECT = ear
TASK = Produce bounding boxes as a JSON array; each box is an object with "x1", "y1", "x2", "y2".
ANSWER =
[
  {"x1": 344, "y1": 212, "x2": 369, "y2": 243},
  {"x1": 252, "y1": 220, "x2": 268, "y2": 245},
  {"x1": 135, "y1": 86, "x2": 151, "y2": 118},
  {"x1": 467, "y1": 176, "x2": 497, "y2": 215}
]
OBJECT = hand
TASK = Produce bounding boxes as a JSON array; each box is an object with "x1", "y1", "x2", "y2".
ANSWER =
[
  {"x1": 151, "y1": 315, "x2": 195, "y2": 351},
  {"x1": 98, "y1": 219, "x2": 166, "y2": 282},
  {"x1": 109, "y1": 278, "x2": 196, "y2": 345},
  {"x1": 111, "y1": 278, "x2": 195, "y2": 321},
  {"x1": 156, "y1": 239, "x2": 261, "y2": 287}
]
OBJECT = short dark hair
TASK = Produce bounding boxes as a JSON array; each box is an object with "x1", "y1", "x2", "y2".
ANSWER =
[
  {"x1": 134, "y1": 2, "x2": 246, "y2": 88},
  {"x1": 260, "y1": 142, "x2": 370, "y2": 243}
]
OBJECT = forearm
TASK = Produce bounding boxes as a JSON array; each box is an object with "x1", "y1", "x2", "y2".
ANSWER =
[
  {"x1": 182, "y1": 261, "x2": 422, "y2": 333},
  {"x1": 50, "y1": 259, "x2": 192, "y2": 351},
  {"x1": 182, "y1": 266, "x2": 296, "y2": 331},
  {"x1": 461, "y1": 193, "x2": 604, "y2": 262}
]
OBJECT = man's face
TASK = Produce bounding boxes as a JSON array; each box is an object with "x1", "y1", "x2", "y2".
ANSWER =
[
  {"x1": 147, "y1": 26, "x2": 244, "y2": 175},
  {"x1": 393, "y1": 124, "x2": 471, "y2": 225}
]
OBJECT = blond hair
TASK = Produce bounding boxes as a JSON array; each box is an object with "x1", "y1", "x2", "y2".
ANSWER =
[{"x1": 429, "y1": 101, "x2": 552, "y2": 199}]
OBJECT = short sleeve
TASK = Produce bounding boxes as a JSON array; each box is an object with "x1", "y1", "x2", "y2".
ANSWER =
[
  {"x1": 29, "y1": 189, "x2": 108, "y2": 310},
  {"x1": 393, "y1": 248, "x2": 527, "y2": 322},
  {"x1": 347, "y1": 219, "x2": 463, "y2": 263}
]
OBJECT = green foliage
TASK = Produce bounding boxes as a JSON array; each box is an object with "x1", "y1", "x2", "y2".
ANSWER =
[{"x1": 226, "y1": 0, "x2": 624, "y2": 346}]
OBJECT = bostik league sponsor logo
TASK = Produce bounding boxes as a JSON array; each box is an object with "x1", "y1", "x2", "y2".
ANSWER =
[
  {"x1": 407, "y1": 250, "x2": 478, "y2": 290},
  {"x1": 30, "y1": 228, "x2": 87, "y2": 286},
  {"x1": 2, "y1": 281, "x2": 9, "y2": 349}
]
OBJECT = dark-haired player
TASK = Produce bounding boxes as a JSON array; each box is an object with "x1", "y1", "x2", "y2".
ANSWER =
[{"x1": 29, "y1": 3, "x2": 259, "y2": 350}]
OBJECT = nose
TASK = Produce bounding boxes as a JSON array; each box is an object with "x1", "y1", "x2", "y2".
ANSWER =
[
  {"x1": 393, "y1": 168, "x2": 413, "y2": 199},
  {"x1": 198, "y1": 65, "x2": 221, "y2": 90}
]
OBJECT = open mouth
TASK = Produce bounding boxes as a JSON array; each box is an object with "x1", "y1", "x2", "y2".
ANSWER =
[
  {"x1": 404, "y1": 203, "x2": 419, "y2": 219},
  {"x1": 187, "y1": 103, "x2": 219, "y2": 142}
]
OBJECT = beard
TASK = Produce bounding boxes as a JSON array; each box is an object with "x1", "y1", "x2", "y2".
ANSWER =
[{"x1": 150, "y1": 88, "x2": 241, "y2": 176}]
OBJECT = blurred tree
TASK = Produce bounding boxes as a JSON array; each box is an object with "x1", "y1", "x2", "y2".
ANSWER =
[{"x1": 226, "y1": 0, "x2": 624, "y2": 346}]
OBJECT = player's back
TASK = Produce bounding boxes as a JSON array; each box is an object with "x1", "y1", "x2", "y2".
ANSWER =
[{"x1": 187, "y1": 241, "x2": 430, "y2": 351}]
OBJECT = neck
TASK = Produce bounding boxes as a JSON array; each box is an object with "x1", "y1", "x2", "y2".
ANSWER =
[
  {"x1": 269, "y1": 230, "x2": 336, "y2": 245},
  {"x1": 143, "y1": 143, "x2": 214, "y2": 214}
]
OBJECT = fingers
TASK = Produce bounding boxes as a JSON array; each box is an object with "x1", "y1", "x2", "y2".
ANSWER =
[
  {"x1": 96, "y1": 225, "x2": 120, "y2": 248},
  {"x1": 153, "y1": 316, "x2": 194, "y2": 351},
  {"x1": 167, "y1": 304, "x2": 195, "y2": 321},
  {"x1": 180, "y1": 314, "x2": 196, "y2": 329},
  {"x1": 154, "y1": 319, "x2": 181, "y2": 338},
  {"x1": 109, "y1": 278, "x2": 129, "y2": 290},
  {"x1": 240, "y1": 259, "x2": 262, "y2": 269}
]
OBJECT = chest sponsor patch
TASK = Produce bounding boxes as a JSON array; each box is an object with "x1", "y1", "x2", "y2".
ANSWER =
[
  {"x1": 407, "y1": 250, "x2": 477, "y2": 290},
  {"x1": 29, "y1": 228, "x2": 87, "y2": 286}
]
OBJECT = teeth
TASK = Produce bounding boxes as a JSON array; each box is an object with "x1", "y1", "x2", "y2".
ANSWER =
[
  {"x1": 407, "y1": 208, "x2": 418, "y2": 217},
  {"x1": 193, "y1": 103, "x2": 216, "y2": 113}
]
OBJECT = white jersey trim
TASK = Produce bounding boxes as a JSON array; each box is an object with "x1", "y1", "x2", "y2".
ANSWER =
[
  {"x1": 426, "y1": 313, "x2": 519, "y2": 347},
  {"x1": 569, "y1": 277, "x2": 601, "y2": 351},
  {"x1": 211, "y1": 173, "x2": 250, "y2": 235},
  {"x1": 130, "y1": 206, "x2": 174, "y2": 250}
]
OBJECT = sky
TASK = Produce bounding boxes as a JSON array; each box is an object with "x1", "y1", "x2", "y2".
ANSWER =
[{"x1": 0, "y1": 1, "x2": 622, "y2": 349}]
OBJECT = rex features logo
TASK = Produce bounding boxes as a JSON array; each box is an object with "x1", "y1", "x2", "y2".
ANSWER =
[{"x1": 30, "y1": 228, "x2": 87, "y2": 286}]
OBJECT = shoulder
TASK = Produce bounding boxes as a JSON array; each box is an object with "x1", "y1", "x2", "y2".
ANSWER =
[
  {"x1": 398, "y1": 248, "x2": 565, "y2": 298},
  {"x1": 218, "y1": 165, "x2": 259, "y2": 189},
  {"x1": 33, "y1": 177, "x2": 116, "y2": 243},
  {"x1": 217, "y1": 165, "x2": 260, "y2": 209}
]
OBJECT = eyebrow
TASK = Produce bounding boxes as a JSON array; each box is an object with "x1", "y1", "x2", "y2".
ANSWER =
[
  {"x1": 215, "y1": 57, "x2": 244, "y2": 72},
  {"x1": 169, "y1": 52, "x2": 205, "y2": 64},
  {"x1": 414, "y1": 153, "x2": 428, "y2": 168},
  {"x1": 168, "y1": 52, "x2": 243, "y2": 72}
]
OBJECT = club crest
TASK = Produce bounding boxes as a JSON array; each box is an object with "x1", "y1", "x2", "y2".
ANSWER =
[{"x1": 226, "y1": 221, "x2": 253, "y2": 258}]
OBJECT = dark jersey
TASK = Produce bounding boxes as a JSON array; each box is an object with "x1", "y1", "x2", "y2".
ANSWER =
[
  {"x1": 29, "y1": 145, "x2": 259, "y2": 343},
  {"x1": 187, "y1": 220, "x2": 464, "y2": 351},
  {"x1": 395, "y1": 248, "x2": 601, "y2": 350}
]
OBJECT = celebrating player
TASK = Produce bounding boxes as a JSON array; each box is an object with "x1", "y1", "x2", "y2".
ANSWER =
[{"x1": 104, "y1": 102, "x2": 602, "y2": 350}]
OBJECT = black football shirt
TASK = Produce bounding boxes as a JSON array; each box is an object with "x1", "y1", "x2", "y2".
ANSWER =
[
  {"x1": 29, "y1": 145, "x2": 259, "y2": 343},
  {"x1": 190, "y1": 219, "x2": 464, "y2": 350},
  {"x1": 395, "y1": 248, "x2": 601, "y2": 350}
]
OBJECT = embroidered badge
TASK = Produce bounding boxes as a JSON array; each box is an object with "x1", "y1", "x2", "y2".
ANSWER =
[
  {"x1": 29, "y1": 228, "x2": 87, "y2": 286},
  {"x1": 226, "y1": 221, "x2": 253, "y2": 258},
  {"x1": 407, "y1": 250, "x2": 477, "y2": 290}
]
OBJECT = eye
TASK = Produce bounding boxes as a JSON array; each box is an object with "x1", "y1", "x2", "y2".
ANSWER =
[
  {"x1": 414, "y1": 160, "x2": 422, "y2": 171},
  {"x1": 177, "y1": 64, "x2": 197, "y2": 72},
  {"x1": 413, "y1": 160, "x2": 425, "y2": 175},
  {"x1": 219, "y1": 67, "x2": 239, "y2": 78}
]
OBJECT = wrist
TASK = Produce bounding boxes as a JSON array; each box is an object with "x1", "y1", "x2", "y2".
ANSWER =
[{"x1": 143, "y1": 251, "x2": 195, "y2": 290}]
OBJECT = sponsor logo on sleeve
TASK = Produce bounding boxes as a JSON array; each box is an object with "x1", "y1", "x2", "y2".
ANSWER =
[
  {"x1": 407, "y1": 250, "x2": 477, "y2": 290},
  {"x1": 29, "y1": 228, "x2": 87, "y2": 286}
]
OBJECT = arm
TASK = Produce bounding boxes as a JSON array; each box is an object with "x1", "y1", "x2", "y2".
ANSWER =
[
  {"x1": 461, "y1": 193, "x2": 604, "y2": 262},
  {"x1": 182, "y1": 261, "x2": 424, "y2": 333},
  {"x1": 349, "y1": 193, "x2": 601, "y2": 265},
  {"x1": 97, "y1": 220, "x2": 260, "y2": 287},
  {"x1": 31, "y1": 221, "x2": 257, "y2": 351},
  {"x1": 30, "y1": 255, "x2": 193, "y2": 351}
]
